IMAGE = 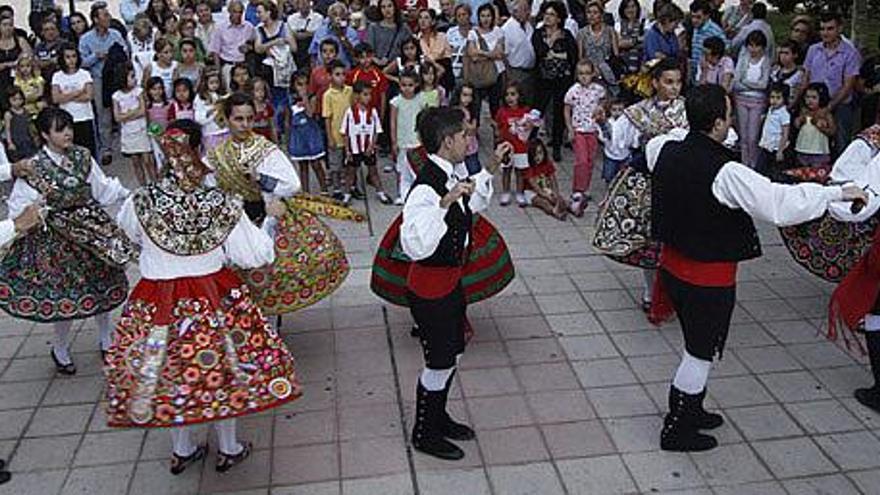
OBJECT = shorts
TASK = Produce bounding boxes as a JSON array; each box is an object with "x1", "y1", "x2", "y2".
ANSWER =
[
  {"x1": 346, "y1": 153, "x2": 377, "y2": 168},
  {"x1": 502, "y1": 152, "x2": 529, "y2": 170},
  {"x1": 464, "y1": 153, "x2": 481, "y2": 175},
  {"x1": 327, "y1": 147, "x2": 345, "y2": 173}
]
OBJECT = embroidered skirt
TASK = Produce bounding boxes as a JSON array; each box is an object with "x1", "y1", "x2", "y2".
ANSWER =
[
  {"x1": 0, "y1": 228, "x2": 128, "y2": 322},
  {"x1": 238, "y1": 207, "x2": 349, "y2": 315},
  {"x1": 104, "y1": 268, "x2": 301, "y2": 428},
  {"x1": 779, "y1": 213, "x2": 880, "y2": 283},
  {"x1": 371, "y1": 214, "x2": 515, "y2": 306},
  {"x1": 593, "y1": 167, "x2": 659, "y2": 269}
]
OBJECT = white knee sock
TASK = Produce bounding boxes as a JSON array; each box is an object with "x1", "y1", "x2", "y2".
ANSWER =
[
  {"x1": 215, "y1": 419, "x2": 242, "y2": 455},
  {"x1": 672, "y1": 351, "x2": 712, "y2": 394},
  {"x1": 171, "y1": 427, "x2": 197, "y2": 457},
  {"x1": 420, "y1": 367, "x2": 455, "y2": 392},
  {"x1": 642, "y1": 269, "x2": 655, "y2": 303},
  {"x1": 53, "y1": 321, "x2": 73, "y2": 364},
  {"x1": 866, "y1": 314, "x2": 880, "y2": 332},
  {"x1": 95, "y1": 312, "x2": 113, "y2": 351}
]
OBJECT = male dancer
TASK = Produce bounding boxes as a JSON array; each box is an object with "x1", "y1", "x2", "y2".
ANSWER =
[
  {"x1": 401, "y1": 106, "x2": 512, "y2": 460},
  {"x1": 649, "y1": 84, "x2": 866, "y2": 452}
]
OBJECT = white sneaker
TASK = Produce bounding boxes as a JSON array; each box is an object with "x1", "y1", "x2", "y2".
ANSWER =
[
  {"x1": 499, "y1": 192, "x2": 511, "y2": 206},
  {"x1": 393, "y1": 196, "x2": 404, "y2": 205},
  {"x1": 515, "y1": 192, "x2": 527, "y2": 207},
  {"x1": 342, "y1": 193, "x2": 352, "y2": 206},
  {"x1": 383, "y1": 164, "x2": 394, "y2": 173},
  {"x1": 376, "y1": 191, "x2": 392, "y2": 204}
]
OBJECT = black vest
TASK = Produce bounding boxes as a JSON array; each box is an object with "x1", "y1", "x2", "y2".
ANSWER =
[
  {"x1": 651, "y1": 132, "x2": 762, "y2": 262},
  {"x1": 408, "y1": 158, "x2": 473, "y2": 267}
]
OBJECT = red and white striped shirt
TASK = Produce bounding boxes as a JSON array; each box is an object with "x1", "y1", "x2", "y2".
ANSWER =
[{"x1": 340, "y1": 104, "x2": 383, "y2": 155}]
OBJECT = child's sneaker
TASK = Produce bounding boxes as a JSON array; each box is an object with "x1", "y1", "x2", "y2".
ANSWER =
[
  {"x1": 393, "y1": 196, "x2": 405, "y2": 206},
  {"x1": 499, "y1": 192, "x2": 511, "y2": 206},
  {"x1": 342, "y1": 193, "x2": 352, "y2": 206},
  {"x1": 515, "y1": 192, "x2": 527, "y2": 207},
  {"x1": 569, "y1": 197, "x2": 583, "y2": 216},
  {"x1": 383, "y1": 164, "x2": 394, "y2": 173},
  {"x1": 376, "y1": 191, "x2": 392, "y2": 204},
  {"x1": 332, "y1": 189, "x2": 344, "y2": 201},
  {"x1": 350, "y1": 187, "x2": 366, "y2": 200}
]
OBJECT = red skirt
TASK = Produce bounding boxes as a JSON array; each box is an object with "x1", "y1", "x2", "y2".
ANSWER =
[{"x1": 371, "y1": 214, "x2": 515, "y2": 306}]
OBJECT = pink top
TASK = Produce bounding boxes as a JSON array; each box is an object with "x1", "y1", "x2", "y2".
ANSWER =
[
  {"x1": 208, "y1": 22, "x2": 256, "y2": 64},
  {"x1": 146, "y1": 102, "x2": 171, "y2": 131}
]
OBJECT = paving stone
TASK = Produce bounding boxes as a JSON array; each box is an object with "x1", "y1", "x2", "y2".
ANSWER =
[
  {"x1": 557, "y1": 455, "x2": 637, "y2": 495},
  {"x1": 494, "y1": 315, "x2": 554, "y2": 340},
  {"x1": 514, "y1": 362, "x2": 580, "y2": 392},
  {"x1": 543, "y1": 312, "x2": 605, "y2": 336},
  {"x1": 467, "y1": 395, "x2": 533, "y2": 430},
  {"x1": 604, "y1": 416, "x2": 663, "y2": 453},
  {"x1": 478, "y1": 425, "x2": 548, "y2": 465},
  {"x1": 541, "y1": 420, "x2": 616, "y2": 459},
  {"x1": 340, "y1": 437, "x2": 408, "y2": 478},
  {"x1": 610, "y1": 331, "x2": 674, "y2": 357},
  {"x1": 758, "y1": 371, "x2": 832, "y2": 402},
  {"x1": 0, "y1": 380, "x2": 49, "y2": 410},
  {"x1": 726, "y1": 404, "x2": 803, "y2": 440},
  {"x1": 338, "y1": 402, "x2": 400, "y2": 441},
  {"x1": 505, "y1": 338, "x2": 565, "y2": 365},
  {"x1": 272, "y1": 444, "x2": 339, "y2": 485},
  {"x1": 781, "y1": 474, "x2": 861, "y2": 495},
  {"x1": 712, "y1": 481, "x2": 786, "y2": 495},
  {"x1": 42, "y1": 376, "x2": 103, "y2": 406},
  {"x1": 271, "y1": 482, "x2": 341, "y2": 495},
  {"x1": 62, "y1": 463, "x2": 135, "y2": 495},
  {"x1": 691, "y1": 443, "x2": 772, "y2": 486},
  {"x1": 785, "y1": 399, "x2": 866, "y2": 434},
  {"x1": 0, "y1": 408, "x2": 33, "y2": 439},
  {"x1": 25, "y1": 404, "x2": 93, "y2": 437},
  {"x1": 848, "y1": 469, "x2": 880, "y2": 495},
  {"x1": 623, "y1": 451, "x2": 706, "y2": 492},
  {"x1": 572, "y1": 358, "x2": 638, "y2": 388},
  {"x1": 129, "y1": 460, "x2": 202, "y2": 495},
  {"x1": 0, "y1": 356, "x2": 55, "y2": 382},
  {"x1": 708, "y1": 376, "x2": 775, "y2": 408},
  {"x1": 274, "y1": 409, "x2": 337, "y2": 447},
  {"x1": 558, "y1": 335, "x2": 619, "y2": 361},
  {"x1": 487, "y1": 462, "x2": 565, "y2": 495},
  {"x1": 526, "y1": 389, "x2": 595, "y2": 424},
  {"x1": 734, "y1": 346, "x2": 802, "y2": 373},
  {"x1": 587, "y1": 385, "x2": 658, "y2": 418},
  {"x1": 11, "y1": 434, "x2": 80, "y2": 471},
  {"x1": 0, "y1": 469, "x2": 68, "y2": 494},
  {"x1": 417, "y1": 468, "x2": 491, "y2": 495},
  {"x1": 814, "y1": 431, "x2": 880, "y2": 470},
  {"x1": 200, "y1": 449, "x2": 272, "y2": 493},
  {"x1": 753, "y1": 437, "x2": 837, "y2": 478},
  {"x1": 459, "y1": 367, "x2": 521, "y2": 397},
  {"x1": 74, "y1": 430, "x2": 144, "y2": 466},
  {"x1": 341, "y1": 474, "x2": 413, "y2": 495}
]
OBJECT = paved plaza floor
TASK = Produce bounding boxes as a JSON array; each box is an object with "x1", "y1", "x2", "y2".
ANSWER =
[{"x1": 2, "y1": 146, "x2": 880, "y2": 495}]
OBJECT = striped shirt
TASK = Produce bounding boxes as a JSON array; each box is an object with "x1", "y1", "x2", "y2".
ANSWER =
[
  {"x1": 340, "y1": 105, "x2": 382, "y2": 154},
  {"x1": 690, "y1": 20, "x2": 726, "y2": 82}
]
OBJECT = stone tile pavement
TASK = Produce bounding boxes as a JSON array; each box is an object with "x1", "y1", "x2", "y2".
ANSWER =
[{"x1": 2, "y1": 149, "x2": 880, "y2": 494}]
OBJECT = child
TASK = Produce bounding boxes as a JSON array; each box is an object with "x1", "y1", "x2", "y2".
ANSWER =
[
  {"x1": 176, "y1": 38, "x2": 204, "y2": 88},
  {"x1": 383, "y1": 36, "x2": 423, "y2": 86},
  {"x1": 770, "y1": 40, "x2": 805, "y2": 111},
  {"x1": 794, "y1": 82, "x2": 835, "y2": 168},
  {"x1": 757, "y1": 82, "x2": 791, "y2": 176},
  {"x1": 3, "y1": 88, "x2": 38, "y2": 162},
  {"x1": 598, "y1": 97, "x2": 628, "y2": 183},
  {"x1": 145, "y1": 76, "x2": 171, "y2": 164},
  {"x1": 289, "y1": 72, "x2": 328, "y2": 194},
  {"x1": 252, "y1": 77, "x2": 277, "y2": 142},
  {"x1": 420, "y1": 62, "x2": 446, "y2": 108},
  {"x1": 143, "y1": 36, "x2": 179, "y2": 97},
  {"x1": 389, "y1": 68, "x2": 429, "y2": 204},
  {"x1": 230, "y1": 63, "x2": 252, "y2": 92},
  {"x1": 168, "y1": 77, "x2": 196, "y2": 121},
  {"x1": 51, "y1": 43, "x2": 97, "y2": 157},
  {"x1": 494, "y1": 82, "x2": 534, "y2": 207},
  {"x1": 564, "y1": 59, "x2": 605, "y2": 217},
  {"x1": 456, "y1": 82, "x2": 481, "y2": 175},
  {"x1": 309, "y1": 39, "x2": 340, "y2": 118},
  {"x1": 195, "y1": 68, "x2": 229, "y2": 150},
  {"x1": 732, "y1": 30, "x2": 770, "y2": 169},
  {"x1": 340, "y1": 81, "x2": 392, "y2": 205},
  {"x1": 13, "y1": 55, "x2": 46, "y2": 116},
  {"x1": 112, "y1": 62, "x2": 156, "y2": 185},
  {"x1": 347, "y1": 43, "x2": 389, "y2": 127},
  {"x1": 697, "y1": 36, "x2": 734, "y2": 93},
  {"x1": 524, "y1": 139, "x2": 569, "y2": 220},
  {"x1": 351, "y1": 11, "x2": 369, "y2": 42},
  {"x1": 322, "y1": 60, "x2": 354, "y2": 200}
]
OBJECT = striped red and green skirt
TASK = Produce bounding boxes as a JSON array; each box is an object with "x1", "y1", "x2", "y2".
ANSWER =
[{"x1": 371, "y1": 214, "x2": 515, "y2": 306}]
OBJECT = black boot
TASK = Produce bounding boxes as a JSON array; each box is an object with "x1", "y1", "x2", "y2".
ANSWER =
[
  {"x1": 440, "y1": 372, "x2": 475, "y2": 441},
  {"x1": 855, "y1": 330, "x2": 880, "y2": 413},
  {"x1": 660, "y1": 386, "x2": 718, "y2": 452},
  {"x1": 412, "y1": 382, "x2": 465, "y2": 460},
  {"x1": 692, "y1": 389, "x2": 724, "y2": 430}
]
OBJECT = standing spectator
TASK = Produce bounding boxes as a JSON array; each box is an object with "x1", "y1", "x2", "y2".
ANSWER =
[
  {"x1": 688, "y1": 0, "x2": 726, "y2": 84},
  {"x1": 209, "y1": 1, "x2": 256, "y2": 85},
  {"x1": 532, "y1": 0, "x2": 577, "y2": 161},
  {"x1": 35, "y1": 16, "x2": 63, "y2": 79},
  {"x1": 616, "y1": 0, "x2": 645, "y2": 76},
  {"x1": 859, "y1": 35, "x2": 880, "y2": 129},
  {"x1": 803, "y1": 10, "x2": 860, "y2": 157},
  {"x1": 0, "y1": 13, "x2": 32, "y2": 102},
  {"x1": 501, "y1": 0, "x2": 535, "y2": 106},
  {"x1": 730, "y1": 2, "x2": 774, "y2": 62},
  {"x1": 121, "y1": 0, "x2": 150, "y2": 25},
  {"x1": 564, "y1": 59, "x2": 605, "y2": 215},
  {"x1": 697, "y1": 36, "x2": 733, "y2": 92},
  {"x1": 466, "y1": 4, "x2": 505, "y2": 119},
  {"x1": 417, "y1": 9, "x2": 453, "y2": 93},
  {"x1": 288, "y1": 0, "x2": 324, "y2": 70},
  {"x1": 255, "y1": 0, "x2": 297, "y2": 134},
  {"x1": 52, "y1": 43, "x2": 97, "y2": 156},
  {"x1": 79, "y1": 1, "x2": 128, "y2": 165},
  {"x1": 244, "y1": 0, "x2": 261, "y2": 26},
  {"x1": 446, "y1": 3, "x2": 471, "y2": 85},
  {"x1": 367, "y1": 0, "x2": 411, "y2": 69},
  {"x1": 771, "y1": 40, "x2": 805, "y2": 110},
  {"x1": 436, "y1": 0, "x2": 455, "y2": 31},
  {"x1": 147, "y1": 0, "x2": 174, "y2": 33},
  {"x1": 129, "y1": 15, "x2": 156, "y2": 82},
  {"x1": 113, "y1": 61, "x2": 155, "y2": 184},
  {"x1": 143, "y1": 37, "x2": 178, "y2": 97},
  {"x1": 177, "y1": 19, "x2": 208, "y2": 62},
  {"x1": 789, "y1": 15, "x2": 817, "y2": 64},
  {"x1": 14, "y1": 55, "x2": 46, "y2": 116},
  {"x1": 577, "y1": 2, "x2": 619, "y2": 91},
  {"x1": 177, "y1": 38, "x2": 204, "y2": 87},
  {"x1": 67, "y1": 12, "x2": 90, "y2": 44},
  {"x1": 721, "y1": 0, "x2": 752, "y2": 39},
  {"x1": 309, "y1": 2, "x2": 359, "y2": 67},
  {"x1": 195, "y1": 1, "x2": 218, "y2": 56},
  {"x1": 4, "y1": 88, "x2": 39, "y2": 162},
  {"x1": 733, "y1": 30, "x2": 771, "y2": 168},
  {"x1": 323, "y1": 60, "x2": 353, "y2": 198},
  {"x1": 643, "y1": 3, "x2": 681, "y2": 62}
]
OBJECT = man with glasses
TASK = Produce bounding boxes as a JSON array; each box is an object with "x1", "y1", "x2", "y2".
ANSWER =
[{"x1": 804, "y1": 11, "x2": 861, "y2": 157}]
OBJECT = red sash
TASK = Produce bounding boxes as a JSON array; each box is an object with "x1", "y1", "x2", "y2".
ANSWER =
[
  {"x1": 649, "y1": 245, "x2": 737, "y2": 325},
  {"x1": 407, "y1": 264, "x2": 462, "y2": 299}
]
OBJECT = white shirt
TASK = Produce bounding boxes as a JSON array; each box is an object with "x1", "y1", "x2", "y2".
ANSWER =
[
  {"x1": 287, "y1": 11, "x2": 324, "y2": 34},
  {"x1": 501, "y1": 17, "x2": 535, "y2": 70},
  {"x1": 401, "y1": 154, "x2": 494, "y2": 261},
  {"x1": 447, "y1": 26, "x2": 469, "y2": 78},
  {"x1": 600, "y1": 116, "x2": 629, "y2": 161},
  {"x1": 113, "y1": 88, "x2": 148, "y2": 139},
  {"x1": 118, "y1": 195, "x2": 275, "y2": 280},
  {"x1": 828, "y1": 138, "x2": 880, "y2": 222},
  {"x1": 646, "y1": 129, "x2": 845, "y2": 228},
  {"x1": 195, "y1": 95, "x2": 224, "y2": 136},
  {"x1": 759, "y1": 106, "x2": 790, "y2": 152},
  {"x1": 467, "y1": 27, "x2": 506, "y2": 73},
  {"x1": 52, "y1": 70, "x2": 95, "y2": 122},
  {"x1": 7, "y1": 146, "x2": 129, "y2": 218},
  {"x1": 0, "y1": 156, "x2": 12, "y2": 249}
]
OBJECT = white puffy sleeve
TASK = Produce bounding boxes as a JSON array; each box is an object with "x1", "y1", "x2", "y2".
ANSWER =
[
  {"x1": 607, "y1": 116, "x2": 642, "y2": 160},
  {"x1": 256, "y1": 148, "x2": 302, "y2": 200},
  {"x1": 223, "y1": 214, "x2": 276, "y2": 268},
  {"x1": 89, "y1": 158, "x2": 130, "y2": 206},
  {"x1": 646, "y1": 128, "x2": 688, "y2": 172},
  {"x1": 712, "y1": 161, "x2": 844, "y2": 227},
  {"x1": 830, "y1": 139, "x2": 875, "y2": 183},
  {"x1": 0, "y1": 154, "x2": 10, "y2": 182},
  {"x1": 466, "y1": 168, "x2": 494, "y2": 214},
  {"x1": 401, "y1": 184, "x2": 448, "y2": 261},
  {"x1": 116, "y1": 196, "x2": 143, "y2": 245},
  {"x1": 0, "y1": 220, "x2": 14, "y2": 249},
  {"x1": 7, "y1": 179, "x2": 42, "y2": 218}
]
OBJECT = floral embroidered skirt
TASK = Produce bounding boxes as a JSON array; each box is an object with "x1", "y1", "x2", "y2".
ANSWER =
[
  {"x1": 371, "y1": 214, "x2": 515, "y2": 306},
  {"x1": 779, "y1": 213, "x2": 880, "y2": 283},
  {"x1": 104, "y1": 267, "x2": 301, "y2": 428},
  {"x1": 593, "y1": 168, "x2": 660, "y2": 270},
  {"x1": 238, "y1": 207, "x2": 349, "y2": 315},
  {"x1": 0, "y1": 228, "x2": 128, "y2": 322}
]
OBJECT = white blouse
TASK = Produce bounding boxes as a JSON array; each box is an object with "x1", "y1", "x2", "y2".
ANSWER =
[{"x1": 117, "y1": 196, "x2": 276, "y2": 280}]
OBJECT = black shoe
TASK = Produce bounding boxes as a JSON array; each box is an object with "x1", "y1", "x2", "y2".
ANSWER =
[
  {"x1": 0, "y1": 470, "x2": 9, "y2": 485},
  {"x1": 216, "y1": 442, "x2": 252, "y2": 473},
  {"x1": 693, "y1": 389, "x2": 724, "y2": 429},
  {"x1": 857, "y1": 330, "x2": 880, "y2": 414},
  {"x1": 439, "y1": 371, "x2": 475, "y2": 441},
  {"x1": 170, "y1": 445, "x2": 206, "y2": 475},
  {"x1": 0, "y1": 459, "x2": 5, "y2": 470},
  {"x1": 51, "y1": 348, "x2": 76, "y2": 375},
  {"x1": 331, "y1": 190, "x2": 344, "y2": 201},
  {"x1": 855, "y1": 386, "x2": 880, "y2": 413},
  {"x1": 350, "y1": 188, "x2": 366, "y2": 200},
  {"x1": 412, "y1": 382, "x2": 465, "y2": 460},
  {"x1": 660, "y1": 386, "x2": 718, "y2": 452},
  {"x1": 552, "y1": 147, "x2": 562, "y2": 162},
  {"x1": 100, "y1": 153, "x2": 113, "y2": 166},
  {"x1": 410, "y1": 324, "x2": 420, "y2": 337}
]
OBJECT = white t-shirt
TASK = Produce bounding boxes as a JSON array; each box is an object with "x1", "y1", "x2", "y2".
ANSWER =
[
  {"x1": 52, "y1": 69, "x2": 95, "y2": 122},
  {"x1": 112, "y1": 87, "x2": 147, "y2": 138},
  {"x1": 467, "y1": 27, "x2": 506, "y2": 73},
  {"x1": 759, "y1": 106, "x2": 791, "y2": 152}
]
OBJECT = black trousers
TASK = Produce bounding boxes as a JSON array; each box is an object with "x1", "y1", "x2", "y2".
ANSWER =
[
  {"x1": 661, "y1": 269, "x2": 736, "y2": 361},
  {"x1": 533, "y1": 78, "x2": 569, "y2": 149},
  {"x1": 408, "y1": 284, "x2": 466, "y2": 370}
]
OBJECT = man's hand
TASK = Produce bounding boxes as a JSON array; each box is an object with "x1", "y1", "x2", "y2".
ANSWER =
[
  {"x1": 11, "y1": 159, "x2": 33, "y2": 178},
  {"x1": 266, "y1": 199, "x2": 287, "y2": 218},
  {"x1": 486, "y1": 142, "x2": 513, "y2": 175},
  {"x1": 841, "y1": 184, "x2": 869, "y2": 204},
  {"x1": 12, "y1": 204, "x2": 43, "y2": 234},
  {"x1": 439, "y1": 180, "x2": 475, "y2": 208}
]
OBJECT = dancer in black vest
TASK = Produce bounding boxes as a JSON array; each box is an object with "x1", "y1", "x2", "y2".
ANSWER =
[
  {"x1": 649, "y1": 84, "x2": 867, "y2": 452},
  {"x1": 400, "y1": 107, "x2": 512, "y2": 460}
]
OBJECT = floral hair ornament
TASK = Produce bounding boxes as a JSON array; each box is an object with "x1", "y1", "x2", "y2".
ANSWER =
[{"x1": 160, "y1": 128, "x2": 210, "y2": 191}]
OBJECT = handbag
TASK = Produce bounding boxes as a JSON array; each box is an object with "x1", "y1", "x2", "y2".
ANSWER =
[
  {"x1": 463, "y1": 30, "x2": 498, "y2": 89},
  {"x1": 592, "y1": 167, "x2": 653, "y2": 256}
]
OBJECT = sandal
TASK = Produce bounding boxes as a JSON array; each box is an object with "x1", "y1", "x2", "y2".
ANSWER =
[
  {"x1": 50, "y1": 349, "x2": 76, "y2": 376},
  {"x1": 216, "y1": 441, "x2": 251, "y2": 473},
  {"x1": 170, "y1": 445, "x2": 206, "y2": 475},
  {"x1": 641, "y1": 299, "x2": 652, "y2": 313}
]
